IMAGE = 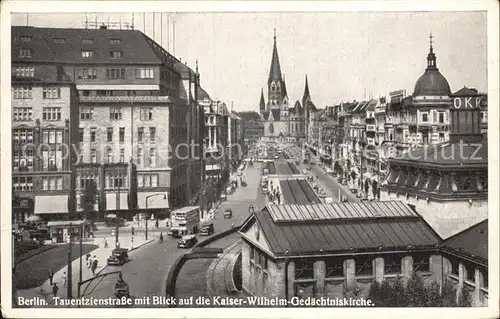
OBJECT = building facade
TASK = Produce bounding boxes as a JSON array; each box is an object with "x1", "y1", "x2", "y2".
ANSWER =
[{"x1": 12, "y1": 26, "x2": 203, "y2": 220}]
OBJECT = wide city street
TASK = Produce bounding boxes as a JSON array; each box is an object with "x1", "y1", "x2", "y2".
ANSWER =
[{"x1": 82, "y1": 163, "x2": 264, "y2": 306}]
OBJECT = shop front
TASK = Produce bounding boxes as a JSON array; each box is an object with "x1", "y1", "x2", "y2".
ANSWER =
[{"x1": 46, "y1": 220, "x2": 88, "y2": 243}]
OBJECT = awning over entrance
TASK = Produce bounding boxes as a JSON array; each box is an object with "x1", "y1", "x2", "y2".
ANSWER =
[
  {"x1": 34, "y1": 195, "x2": 68, "y2": 215},
  {"x1": 106, "y1": 192, "x2": 129, "y2": 210},
  {"x1": 137, "y1": 192, "x2": 169, "y2": 209},
  {"x1": 46, "y1": 220, "x2": 87, "y2": 227},
  {"x1": 205, "y1": 164, "x2": 221, "y2": 171}
]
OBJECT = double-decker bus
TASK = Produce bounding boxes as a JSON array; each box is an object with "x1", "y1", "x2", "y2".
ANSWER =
[{"x1": 167, "y1": 206, "x2": 200, "y2": 238}]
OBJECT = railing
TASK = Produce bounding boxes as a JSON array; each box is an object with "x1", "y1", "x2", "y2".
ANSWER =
[{"x1": 79, "y1": 95, "x2": 177, "y2": 102}]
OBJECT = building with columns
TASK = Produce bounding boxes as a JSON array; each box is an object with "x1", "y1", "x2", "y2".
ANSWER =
[
  {"x1": 239, "y1": 202, "x2": 442, "y2": 300},
  {"x1": 239, "y1": 202, "x2": 488, "y2": 305}
]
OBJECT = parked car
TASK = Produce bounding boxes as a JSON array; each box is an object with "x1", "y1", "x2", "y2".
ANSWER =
[
  {"x1": 177, "y1": 235, "x2": 198, "y2": 249},
  {"x1": 307, "y1": 176, "x2": 314, "y2": 182},
  {"x1": 224, "y1": 209, "x2": 233, "y2": 219},
  {"x1": 340, "y1": 196, "x2": 348, "y2": 202},
  {"x1": 350, "y1": 188, "x2": 358, "y2": 194},
  {"x1": 302, "y1": 169, "x2": 308, "y2": 175},
  {"x1": 220, "y1": 193, "x2": 227, "y2": 201},
  {"x1": 107, "y1": 248, "x2": 130, "y2": 266},
  {"x1": 200, "y1": 223, "x2": 215, "y2": 236}
]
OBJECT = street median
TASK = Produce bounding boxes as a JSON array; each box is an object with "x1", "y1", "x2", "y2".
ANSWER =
[{"x1": 165, "y1": 225, "x2": 241, "y2": 304}]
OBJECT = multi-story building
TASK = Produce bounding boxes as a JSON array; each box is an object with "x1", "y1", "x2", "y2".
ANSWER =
[
  {"x1": 237, "y1": 111, "x2": 264, "y2": 145},
  {"x1": 203, "y1": 99, "x2": 230, "y2": 181},
  {"x1": 228, "y1": 110, "x2": 245, "y2": 167},
  {"x1": 12, "y1": 25, "x2": 203, "y2": 221},
  {"x1": 11, "y1": 63, "x2": 80, "y2": 222}
]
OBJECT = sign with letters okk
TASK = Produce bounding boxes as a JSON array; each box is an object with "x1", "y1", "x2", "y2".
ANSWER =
[{"x1": 453, "y1": 96, "x2": 484, "y2": 110}]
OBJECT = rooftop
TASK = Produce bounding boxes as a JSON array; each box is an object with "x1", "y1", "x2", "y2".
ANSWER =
[
  {"x1": 266, "y1": 160, "x2": 301, "y2": 175},
  {"x1": 278, "y1": 179, "x2": 322, "y2": 205},
  {"x1": 443, "y1": 219, "x2": 488, "y2": 263},
  {"x1": 244, "y1": 202, "x2": 442, "y2": 257}
]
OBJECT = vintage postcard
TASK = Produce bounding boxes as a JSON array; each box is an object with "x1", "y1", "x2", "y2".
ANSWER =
[{"x1": 1, "y1": 1, "x2": 499, "y2": 318}]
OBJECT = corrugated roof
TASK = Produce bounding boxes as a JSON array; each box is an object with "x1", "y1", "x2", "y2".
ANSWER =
[
  {"x1": 12, "y1": 26, "x2": 162, "y2": 65},
  {"x1": 443, "y1": 219, "x2": 488, "y2": 261},
  {"x1": 267, "y1": 161, "x2": 301, "y2": 175},
  {"x1": 278, "y1": 179, "x2": 322, "y2": 205},
  {"x1": 252, "y1": 202, "x2": 442, "y2": 256}
]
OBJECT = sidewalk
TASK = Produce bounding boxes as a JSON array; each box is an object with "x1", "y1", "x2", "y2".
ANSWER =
[{"x1": 16, "y1": 232, "x2": 154, "y2": 306}]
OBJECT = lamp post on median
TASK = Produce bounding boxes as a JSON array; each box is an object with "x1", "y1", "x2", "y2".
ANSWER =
[{"x1": 145, "y1": 193, "x2": 167, "y2": 240}]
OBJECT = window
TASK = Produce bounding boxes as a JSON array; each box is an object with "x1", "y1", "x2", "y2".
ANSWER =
[
  {"x1": 465, "y1": 263, "x2": 476, "y2": 283},
  {"x1": 40, "y1": 176, "x2": 62, "y2": 191},
  {"x1": 12, "y1": 87, "x2": 32, "y2": 99},
  {"x1": 250, "y1": 247, "x2": 255, "y2": 260},
  {"x1": 295, "y1": 259, "x2": 314, "y2": 279},
  {"x1": 82, "y1": 38, "x2": 94, "y2": 44},
  {"x1": 354, "y1": 255, "x2": 373, "y2": 277},
  {"x1": 140, "y1": 174, "x2": 159, "y2": 188},
  {"x1": 110, "y1": 50, "x2": 123, "y2": 59},
  {"x1": 81, "y1": 51, "x2": 94, "y2": 58},
  {"x1": 149, "y1": 127, "x2": 156, "y2": 142},
  {"x1": 413, "y1": 253, "x2": 430, "y2": 272},
  {"x1": 137, "y1": 148, "x2": 143, "y2": 167},
  {"x1": 120, "y1": 148, "x2": 125, "y2": 163},
  {"x1": 110, "y1": 108, "x2": 123, "y2": 120},
  {"x1": 450, "y1": 258, "x2": 460, "y2": 276},
  {"x1": 149, "y1": 148, "x2": 156, "y2": 167},
  {"x1": 138, "y1": 127, "x2": 144, "y2": 142},
  {"x1": 41, "y1": 129, "x2": 62, "y2": 144},
  {"x1": 42, "y1": 107, "x2": 62, "y2": 121},
  {"x1": 12, "y1": 176, "x2": 34, "y2": 191},
  {"x1": 90, "y1": 128, "x2": 96, "y2": 142},
  {"x1": 421, "y1": 113, "x2": 428, "y2": 122},
  {"x1": 439, "y1": 133, "x2": 445, "y2": 142},
  {"x1": 80, "y1": 107, "x2": 94, "y2": 120},
  {"x1": 140, "y1": 108, "x2": 153, "y2": 120},
  {"x1": 77, "y1": 68, "x2": 97, "y2": 79},
  {"x1": 107, "y1": 127, "x2": 113, "y2": 142},
  {"x1": 79, "y1": 128, "x2": 84, "y2": 143},
  {"x1": 325, "y1": 257, "x2": 344, "y2": 278},
  {"x1": 107, "y1": 147, "x2": 113, "y2": 163},
  {"x1": 42, "y1": 87, "x2": 61, "y2": 99},
  {"x1": 384, "y1": 255, "x2": 402, "y2": 274},
  {"x1": 135, "y1": 68, "x2": 154, "y2": 79},
  {"x1": 90, "y1": 149, "x2": 97, "y2": 163},
  {"x1": 439, "y1": 112, "x2": 445, "y2": 124},
  {"x1": 14, "y1": 66, "x2": 35, "y2": 77},
  {"x1": 106, "y1": 68, "x2": 125, "y2": 79},
  {"x1": 20, "y1": 36, "x2": 32, "y2": 42},
  {"x1": 13, "y1": 149, "x2": 34, "y2": 172},
  {"x1": 119, "y1": 127, "x2": 125, "y2": 142},
  {"x1": 19, "y1": 48, "x2": 32, "y2": 58},
  {"x1": 109, "y1": 39, "x2": 121, "y2": 44},
  {"x1": 13, "y1": 107, "x2": 33, "y2": 121}
]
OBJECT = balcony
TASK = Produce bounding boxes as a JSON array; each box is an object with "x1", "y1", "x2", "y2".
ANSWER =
[
  {"x1": 366, "y1": 124, "x2": 376, "y2": 132},
  {"x1": 79, "y1": 95, "x2": 182, "y2": 104}
]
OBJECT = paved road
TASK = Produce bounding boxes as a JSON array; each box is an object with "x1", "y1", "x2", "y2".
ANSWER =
[{"x1": 83, "y1": 163, "x2": 263, "y2": 306}]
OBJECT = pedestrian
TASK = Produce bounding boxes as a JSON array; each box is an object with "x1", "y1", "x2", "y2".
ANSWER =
[
  {"x1": 86, "y1": 253, "x2": 91, "y2": 267},
  {"x1": 52, "y1": 283, "x2": 59, "y2": 297},
  {"x1": 88, "y1": 254, "x2": 93, "y2": 269},
  {"x1": 155, "y1": 220, "x2": 159, "y2": 229},
  {"x1": 91, "y1": 258, "x2": 98, "y2": 276},
  {"x1": 104, "y1": 237, "x2": 108, "y2": 248},
  {"x1": 62, "y1": 272, "x2": 67, "y2": 287},
  {"x1": 131, "y1": 226, "x2": 135, "y2": 236},
  {"x1": 48, "y1": 269, "x2": 54, "y2": 285}
]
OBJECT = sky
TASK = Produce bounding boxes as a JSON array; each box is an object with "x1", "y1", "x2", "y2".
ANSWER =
[{"x1": 11, "y1": 11, "x2": 487, "y2": 112}]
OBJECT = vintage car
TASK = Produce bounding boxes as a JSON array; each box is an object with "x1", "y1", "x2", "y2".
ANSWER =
[
  {"x1": 107, "y1": 248, "x2": 130, "y2": 266},
  {"x1": 224, "y1": 209, "x2": 233, "y2": 219},
  {"x1": 177, "y1": 235, "x2": 198, "y2": 249},
  {"x1": 200, "y1": 223, "x2": 215, "y2": 236},
  {"x1": 340, "y1": 196, "x2": 349, "y2": 202}
]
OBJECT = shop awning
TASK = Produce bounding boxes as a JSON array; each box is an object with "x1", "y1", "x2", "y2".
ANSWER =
[
  {"x1": 106, "y1": 193, "x2": 129, "y2": 210},
  {"x1": 34, "y1": 195, "x2": 68, "y2": 214},
  {"x1": 46, "y1": 220, "x2": 87, "y2": 227},
  {"x1": 137, "y1": 192, "x2": 169, "y2": 209},
  {"x1": 205, "y1": 164, "x2": 221, "y2": 171},
  {"x1": 76, "y1": 84, "x2": 160, "y2": 90}
]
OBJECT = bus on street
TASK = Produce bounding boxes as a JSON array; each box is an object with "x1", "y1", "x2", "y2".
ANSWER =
[{"x1": 167, "y1": 206, "x2": 200, "y2": 238}]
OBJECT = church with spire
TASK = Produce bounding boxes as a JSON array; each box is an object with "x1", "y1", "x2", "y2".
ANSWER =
[{"x1": 259, "y1": 30, "x2": 316, "y2": 140}]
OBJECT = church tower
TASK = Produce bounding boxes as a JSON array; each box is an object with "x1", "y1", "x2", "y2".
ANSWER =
[{"x1": 268, "y1": 29, "x2": 285, "y2": 110}]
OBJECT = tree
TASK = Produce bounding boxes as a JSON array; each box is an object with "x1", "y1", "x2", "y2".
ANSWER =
[
  {"x1": 81, "y1": 180, "x2": 98, "y2": 220},
  {"x1": 367, "y1": 272, "x2": 468, "y2": 307}
]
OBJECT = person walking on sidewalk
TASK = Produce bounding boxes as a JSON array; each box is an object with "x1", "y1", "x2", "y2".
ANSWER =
[
  {"x1": 155, "y1": 220, "x2": 159, "y2": 229},
  {"x1": 131, "y1": 226, "x2": 135, "y2": 236},
  {"x1": 52, "y1": 283, "x2": 59, "y2": 298},
  {"x1": 88, "y1": 254, "x2": 93, "y2": 269},
  {"x1": 48, "y1": 269, "x2": 54, "y2": 285},
  {"x1": 91, "y1": 258, "x2": 98, "y2": 276},
  {"x1": 62, "y1": 272, "x2": 67, "y2": 287}
]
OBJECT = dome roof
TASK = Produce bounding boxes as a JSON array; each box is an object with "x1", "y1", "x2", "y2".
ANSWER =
[{"x1": 413, "y1": 69, "x2": 451, "y2": 96}]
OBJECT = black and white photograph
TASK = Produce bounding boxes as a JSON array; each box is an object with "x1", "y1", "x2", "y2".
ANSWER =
[{"x1": 1, "y1": 1, "x2": 499, "y2": 318}]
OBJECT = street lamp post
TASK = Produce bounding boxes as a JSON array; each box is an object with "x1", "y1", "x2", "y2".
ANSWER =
[{"x1": 145, "y1": 193, "x2": 167, "y2": 240}]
